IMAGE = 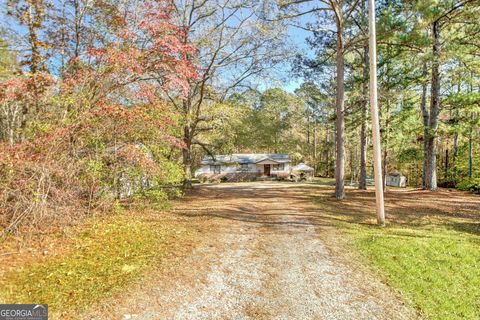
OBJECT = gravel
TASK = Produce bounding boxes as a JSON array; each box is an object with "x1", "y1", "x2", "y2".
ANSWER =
[{"x1": 89, "y1": 182, "x2": 417, "y2": 320}]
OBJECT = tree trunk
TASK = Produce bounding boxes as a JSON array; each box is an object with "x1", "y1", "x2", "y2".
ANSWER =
[
  {"x1": 468, "y1": 126, "x2": 473, "y2": 178},
  {"x1": 453, "y1": 130, "x2": 459, "y2": 179},
  {"x1": 359, "y1": 46, "x2": 368, "y2": 190},
  {"x1": 444, "y1": 148, "x2": 449, "y2": 179},
  {"x1": 74, "y1": 0, "x2": 81, "y2": 59},
  {"x1": 307, "y1": 112, "x2": 311, "y2": 145},
  {"x1": 382, "y1": 98, "x2": 390, "y2": 189},
  {"x1": 325, "y1": 125, "x2": 330, "y2": 177},
  {"x1": 350, "y1": 147, "x2": 355, "y2": 185},
  {"x1": 420, "y1": 62, "x2": 429, "y2": 188},
  {"x1": 452, "y1": 76, "x2": 461, "y2": 181},
  {"x1": 183, "y1": 124, "x2": 193, "y2": 189},
  {"x1": 381, "y1": 46, "x2": 392, "y2": 190},
  {"x1": 335, "y1": 16, "x2": 345, "y2": 199},
  {"x1": 425, "y1": 21, "x2": 441, "y2": 191}
]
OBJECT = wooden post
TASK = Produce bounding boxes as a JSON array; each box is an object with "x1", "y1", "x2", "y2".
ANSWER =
[{"x1": 368, "y1": 0, "x2": 385, "y2": 225}]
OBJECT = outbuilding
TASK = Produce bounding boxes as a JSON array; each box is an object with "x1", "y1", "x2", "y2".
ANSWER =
[{"x1": 291, "y1": 163, "x2": 314, "y2": 181}]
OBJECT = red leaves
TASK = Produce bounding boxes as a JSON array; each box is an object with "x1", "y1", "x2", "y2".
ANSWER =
[
  {"x1": 0, "y1": 74, "x2": 54, "y2": 105},
  {"x1": 0, "y1": 0, "x2": 199, "y2": 230}
]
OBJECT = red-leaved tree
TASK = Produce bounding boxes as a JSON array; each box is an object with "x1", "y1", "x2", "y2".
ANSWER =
[{"x1": 0, "y1": 0, "x2": 197, "y2": 233}]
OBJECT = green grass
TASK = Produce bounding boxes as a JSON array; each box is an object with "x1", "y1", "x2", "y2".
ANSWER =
[
  {"x1": 1, "y1": 213, "x2": 191, "y2": 317},
  {"x1": 338, "y1": 222, "x2": 480, "y2": 319},
  {"x1": 310, "y1": 177, "x2": 336, "y2": 186}
]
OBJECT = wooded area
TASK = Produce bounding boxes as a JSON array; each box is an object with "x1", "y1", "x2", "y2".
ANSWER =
[{"x1": 0, "y1": 0, "x2": 479, "y2": 232}]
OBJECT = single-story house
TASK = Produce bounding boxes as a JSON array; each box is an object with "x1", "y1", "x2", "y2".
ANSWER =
[{"x1": 195, "y1": 153, "x2": 291, "y2": 179}]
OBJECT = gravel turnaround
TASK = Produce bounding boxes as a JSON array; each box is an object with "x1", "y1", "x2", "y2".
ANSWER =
[{"x1": 88, "y1": 182, "x2": 416, "y2": 320}]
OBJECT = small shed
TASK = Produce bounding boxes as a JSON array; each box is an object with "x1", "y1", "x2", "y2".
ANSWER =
[
  {"x1": 386, "y1": 171, "x2": 407, "y2": 187},
  {"x1": 291, "y1": 163, "x2": 314, "y2": 181}
]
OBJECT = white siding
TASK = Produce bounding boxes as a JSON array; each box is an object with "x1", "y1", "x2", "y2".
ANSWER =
[
  {"x1": 272, "y1": 163, "x2": 290, "y2": 173},
  {"x1": 195, "y1": 162, "x2": 291, "y2": 177},
  {"x1": 222, "y1": 165, "x2": 237, "y2": 173},
  {"x1": 194, "y1": 164, "x2": 238, "y2": 176},
  {"x1": 194, "y1": 165, "x2": 210, "y2": 177},
  {"x1": 255, "y1": 163, "x2": 290, "y2": 174},
  {"x1": 240, "y1": 163, "x2": 258, "y2": 173}
]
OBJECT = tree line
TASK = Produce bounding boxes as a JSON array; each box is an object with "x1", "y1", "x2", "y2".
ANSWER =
[
  {"x1": 0, "y1": 0, "x2": 479, "y2": 232},
  {"x1": 192, "y1": 0, "x2": 479, "y2": 198}
]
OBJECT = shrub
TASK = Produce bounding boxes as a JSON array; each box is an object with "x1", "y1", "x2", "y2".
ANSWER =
[
  {"x1": 0, "y1": 105, "x2": 185, "y2": 234},
  {"x1": 438, "y1": 179, "x2": 457, "y2": 188},
  {"x1": 276, "y1": 172, "x2": 291, "y2": 181},
  {"x1": 197, "y1": 173, "x2": 210, "y2": 183},
  {"x1": 0, "y1": 0, "x2": 197, "y2": 234},
  {"x1": 456, "y1": 178, "x2": 480, "y2": 193},
  {"x1": 207, "y1": 173, "x2": 226, "y2": 183}
]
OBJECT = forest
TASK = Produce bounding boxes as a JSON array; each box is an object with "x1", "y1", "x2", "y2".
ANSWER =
[{"x1": 0, "y1": 0, "x2": 479, "y2": 229}]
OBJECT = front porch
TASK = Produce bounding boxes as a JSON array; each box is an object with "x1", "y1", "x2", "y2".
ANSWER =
[{"x1": 255, "y1": 159, "x2": 282, "y2": 177}]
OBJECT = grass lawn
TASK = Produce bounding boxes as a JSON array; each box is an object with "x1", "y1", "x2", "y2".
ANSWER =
[
  {"x1": 0, "y1": 211, "x2": 198, "y2": 318},
  {"x1": 315, "y1": 186, "x2": 480, "y2": 319}
]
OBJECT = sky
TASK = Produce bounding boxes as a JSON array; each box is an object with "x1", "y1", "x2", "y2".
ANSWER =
[
  {"x1": 284, "y1": 26, "x2": 311, "y2": 93},
  {"x1": 261, "y1": 2, "x2": 326, "y2": 94},
  {"x1": 256, "y1": 16, "x2": 316, "y2": 93},
  {"x1": 0, "y1": 0, "x2": 321, "y2": 95}
]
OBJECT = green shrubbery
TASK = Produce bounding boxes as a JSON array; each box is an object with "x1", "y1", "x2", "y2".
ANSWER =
[{"x1": 456, "y1": 178, "x2": 480, "y2": 193}]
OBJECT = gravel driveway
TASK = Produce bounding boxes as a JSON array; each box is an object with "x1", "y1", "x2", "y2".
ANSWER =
[{"x1": 88, "y1": 182, "x2": 416, "y2": 320}]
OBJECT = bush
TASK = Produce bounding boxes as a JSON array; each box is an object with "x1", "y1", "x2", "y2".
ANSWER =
[
  {"x1": 276, "y1": 172, "x2": 291, "y2": 181},
  {"x1": 197, "y1": 173, "x2": 210, "y2": 183},
  {"x1": 208, "y1": 173, "x2": 226, "y2": 183},
  {"x1": 0, "y1": 105, "x2": 185, "y2": 234},
  {"x1": 456, "y1": 178, "x2": 480, "y2": 193},
  {"x1": 438, "y1": 179, "x2": 457, "y2": 188},
  {"x1": 140, "y1": 189, "x2": 170, "y2": 210}
]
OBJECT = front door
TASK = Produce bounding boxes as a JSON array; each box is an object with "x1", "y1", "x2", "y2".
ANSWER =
[{"x1": 264, "y1": 164, "x2": 271, "y2": 176}]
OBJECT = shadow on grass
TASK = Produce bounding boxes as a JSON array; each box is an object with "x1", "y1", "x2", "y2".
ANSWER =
[
  {"x1": 314, "y1": 188, "x2": 480, "y2": 228},
  {"x1": 448, "y1": 222, "x2": 480, "y2": 237},
  {"x1": 179, "y1": 181, "x2": 480, "y2": 239}
]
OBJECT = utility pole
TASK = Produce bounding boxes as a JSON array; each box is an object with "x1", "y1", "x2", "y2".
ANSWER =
[
  {"x1": 313, "y1": 116, "x2": 317, "y2": 176},
  {"x1": 368, "y1": 0, "x2": 385, "y2": 225}
]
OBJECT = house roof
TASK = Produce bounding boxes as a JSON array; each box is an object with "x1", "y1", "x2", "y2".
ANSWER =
[
  {"x1": 292, "y1": 163, "x2": 314, "y2": 172},
  {"x1": 201, "y1": 153, "x2": 291, "y2": 165}
]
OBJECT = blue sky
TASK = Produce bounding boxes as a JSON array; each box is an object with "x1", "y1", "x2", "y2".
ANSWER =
[
  {"x1": 264, "y1": 4, "x2": 326, "y2": 94},
  {"x1": 284, "y1": 26, "x2": 311, "y2": 93},
  {"x1": 0, "y1": 0, "x2": 321, "y2": 94}
]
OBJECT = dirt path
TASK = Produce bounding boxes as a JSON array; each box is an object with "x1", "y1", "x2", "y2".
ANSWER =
[{"x1": 88, "y1": 182, "x2": 416, "y2": 320}]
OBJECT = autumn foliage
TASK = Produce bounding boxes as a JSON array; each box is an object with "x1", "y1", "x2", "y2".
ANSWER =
[{"x1": 0, "y1": 0, "x2": 197, "y2": 233}]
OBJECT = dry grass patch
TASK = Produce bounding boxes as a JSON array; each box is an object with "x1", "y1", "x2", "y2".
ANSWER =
[{"x1": 0, "y1": 210, "x2": 198, "y2": 318}]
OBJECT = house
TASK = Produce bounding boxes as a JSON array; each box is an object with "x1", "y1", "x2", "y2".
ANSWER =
[{"x1": 195, "y1": 153, "x2": 292, "y2": 180}]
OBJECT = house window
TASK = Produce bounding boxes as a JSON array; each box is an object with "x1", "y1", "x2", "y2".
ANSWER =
[
  {"x1": 210, "y1": 165, "x2": 221, "y2": 174},
  {"x1": 273, "y1": 163, "x2": 285, "y2": 171},
  {"x1": 240, "y1": 163, "x2": 249, "y2": 171}
]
